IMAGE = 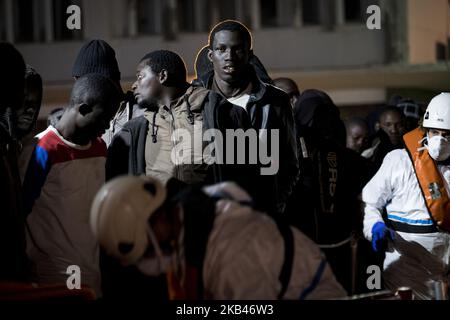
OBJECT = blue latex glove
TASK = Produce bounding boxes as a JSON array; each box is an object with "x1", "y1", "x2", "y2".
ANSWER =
[{"x1": 371, "y1": 222, "x2": 395, "y2": 252}]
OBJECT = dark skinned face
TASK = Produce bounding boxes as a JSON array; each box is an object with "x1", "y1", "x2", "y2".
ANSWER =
[
  {"x1": 132, "y1": 62, "x2": 162, "y2": 108},
  {"x1": 379, "y1": 111, "x2": 405, "y2": 146},
  {"x1": 208, "y1": 30, "x2": 251, "y2": 84},
  {"x1": 346, "y1": 124, "x2": 368, "y2": 153},
  {"x1": 75, "y1": 100, "x2": 119, "y2": 143},
  {"x1": 16, "y1": 84, "x2": 41, "y2": 133}
]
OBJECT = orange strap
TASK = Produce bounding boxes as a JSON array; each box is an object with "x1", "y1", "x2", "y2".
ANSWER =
[
  {"x1": 403, "y1": 128, "x2": 450, "y2": 231},
  {"x1": 166, "y1": 265, "x2": 200, "y2": 300}
]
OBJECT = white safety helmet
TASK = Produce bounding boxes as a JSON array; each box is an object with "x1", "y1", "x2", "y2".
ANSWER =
[
  {"x1": 90, "y1": 175, "x2": 167, "y2": 266},
  {"x1": 423, "y1": 93, "x2": 450, "y2": 130}
]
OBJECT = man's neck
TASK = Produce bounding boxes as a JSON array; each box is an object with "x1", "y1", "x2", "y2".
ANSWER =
[
  {"x1": 213, "y1": 75, "x2": 251, "y2": 99},
  {"x1": 55, "y1": 114, "x2": 88, "y2": 146},
  {"x1": 160, "y1": 84, "x2": 189, "y2": 108}
]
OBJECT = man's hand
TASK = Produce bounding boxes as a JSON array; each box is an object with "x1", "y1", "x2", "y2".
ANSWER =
[{"x1": 371, "y1": 222, "x2": 395, "y2": 252}]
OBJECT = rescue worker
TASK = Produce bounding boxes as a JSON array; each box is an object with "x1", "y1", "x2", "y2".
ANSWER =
[
  {"x1": 90, "y1": 175, "x2": 346, "y2": 300},
  {"x1": 363, "y1": 92, "x2": 450, "y2": 300},
  {"x1": 193, "y1": 19, "x2": 298, "y2": 215}
]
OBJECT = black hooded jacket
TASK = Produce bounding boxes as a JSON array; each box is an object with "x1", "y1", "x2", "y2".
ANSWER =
[
  {"x1": 287, "y1": 90, "x2": 370, "y2": 241},
  {"x1": 192, "y1": 68, "x2": 298, "y2": 215},
  {"x1": 285, "y1": 90, "x2": 374, "y2": 293}
]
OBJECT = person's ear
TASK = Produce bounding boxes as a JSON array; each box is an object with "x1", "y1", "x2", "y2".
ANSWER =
[
  {"x1": 159, "y1": 69, "x2": 168, "y2": 85},
  {"x1": 207, "y1": 49, "x2": 213, "y2": 63},
  {"x1": 78, "y1": 103, "x2": 93, "y2": 116}
]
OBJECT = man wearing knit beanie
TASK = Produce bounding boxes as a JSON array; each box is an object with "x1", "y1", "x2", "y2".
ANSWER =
[
  {"x1": 72, "y1": 39, "x2": 121, "y2": 83},
  {"x1": 72, "y1": 39, "x2": 144, "y2": 146}
]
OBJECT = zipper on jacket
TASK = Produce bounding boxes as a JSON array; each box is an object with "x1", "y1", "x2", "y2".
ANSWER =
[{"x1": 165, "y1": 105, "x2": 181, "y2": 181}]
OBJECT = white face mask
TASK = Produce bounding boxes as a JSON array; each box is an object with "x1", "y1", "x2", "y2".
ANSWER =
[
  {"x1": 136, "y1": 253, "x2": 174, "y2": 277},
  {"x1": 136, "y1": 206, "x2": 186, "y2": 277},
  {"x1": 426, "y1": 134, "x2": 450, "y2": 161},
  {"x1": 136, "y1": 225, "x2": 173, "y2": 277}
]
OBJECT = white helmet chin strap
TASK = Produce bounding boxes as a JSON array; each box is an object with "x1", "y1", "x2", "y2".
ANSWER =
[
  {"x1": 135, "y1": 224, "x2": 172, "y2": 277},
  {"x1": 146, "y1": 224, "x2": 164, "y2": 261},
  {"x1": 417, "y1": 135, "x2": 427, "y2": 152}
]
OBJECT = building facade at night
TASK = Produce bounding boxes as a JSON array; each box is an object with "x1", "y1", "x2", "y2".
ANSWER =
[{"x1": 1, "y1": 0, "x2": 449, "y2": 120}]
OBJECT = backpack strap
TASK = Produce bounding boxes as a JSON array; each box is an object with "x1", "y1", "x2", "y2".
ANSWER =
[{"x1": 275, "y1": 218, "x2": 294, "y2": 299}]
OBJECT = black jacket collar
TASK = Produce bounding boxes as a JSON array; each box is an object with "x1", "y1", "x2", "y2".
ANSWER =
[{"x1": 194, "y1": 66, "x2": 267, "y2": 103}]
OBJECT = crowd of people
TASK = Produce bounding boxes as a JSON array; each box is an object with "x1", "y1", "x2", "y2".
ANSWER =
[{"x1": 1, "y1": 19, "x2": 449, "y2": 301}]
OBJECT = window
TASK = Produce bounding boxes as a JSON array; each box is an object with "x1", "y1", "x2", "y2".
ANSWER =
[
  {"x1": 53, "y1": 0, "x2": 83, "y2": 41},
  {"x1": 260, "y1": 0, "x2": 277, "y2": 27},
  {"x1": 137, "y1": 0, "x2": 159, "y2": 35},
  {"x1": 10, "y1": 0, "x2": 48, "y2": 43},
  {"x1": 181, "y1": 0, "x2": 237, "y2": 32},
  {"x1": 0, "y1": 0, "x2": 82, "y2": 43},
  {"x1": 178, "y1": 0, "x2": 196, "y2": 32},
  {"x1": 344, "y1": 0, "x2": 378, "y2": 24},
  {"x1": 344, "y1": 0, "x2": 363, "y2": 23},
  {"x1": 302, "y1": 0, "x2": 320, "y2": 25},
  {"x1": 177, "y1": 0, "x2": 211, "y2": 32},
  {"x1": 0, "y1": 0, "x2": 7, "y2": 41},
  {"x1": 217, "y1": 0, "x2": 236, "y2": 21},
  {"x1": 13, "y1": 0, "x2": 34, "y2": 42}
]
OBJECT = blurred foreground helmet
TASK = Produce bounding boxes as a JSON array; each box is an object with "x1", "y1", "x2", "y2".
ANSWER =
[
  {"x1": 423, "y1": 93, "x2": 450, "y2": 130},
  {"x1": 90, "y1": 175, "x2": 167, "y2": 265}
]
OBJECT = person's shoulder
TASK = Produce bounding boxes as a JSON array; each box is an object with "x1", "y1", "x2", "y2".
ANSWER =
[
  {"x1": 199, "y1": 87, "x2": 223, "y2": 101},
  {"x1": 191, "y1": 71, "x2": 213, "y2": 89},
  {"x1": 190, "y1": 85, "x2": 210, "y2": 95},
  {"x1": 383, "y1": 148, "x2": 410, "y2": 167},
  {"x1": 215, "y1": 206, "x2": 281, "y2": 245},
  {"x1": 92, "y1": 136, "x2": 107, "y2": 150},
  {"x1": 265, "y1": 84, "x2": 291, "y2": 101},
  {"x1": 187, "y1": 86, "x2": 211, "y2": 107},
  {"x1": 35, "y1": 126, "x2": 62, "y2": 151},
  {"x1": 122, "y1": 114, "x2": 148, "y2": 129},
  {"x1": 386, "y1": 148, "x2": 408, "y2": 158},
  {"x1": 342, "y1": 146, "x2": 368, "y2": 163},
  {"x1": 200, "y1": 87, "x2": 232, "y2": 108},
  {"x1": 261, "y1": 84, "x2": 292, "y2": 113},
  {"x1": 35, "y1": 126, "x2": 54, "y2": 139},
  {"x1": 266, "y1": 83, "x2": 288, "y2": 95}
]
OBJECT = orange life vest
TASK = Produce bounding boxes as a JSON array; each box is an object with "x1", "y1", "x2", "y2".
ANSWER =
[{"x1": 403, "y1": 128, "x2": 450, "y2": 232}]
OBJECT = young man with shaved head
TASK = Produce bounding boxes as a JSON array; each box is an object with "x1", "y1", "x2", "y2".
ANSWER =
[{"x1": 195, "y1": 20, "x2": 298, "y2": 215}]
